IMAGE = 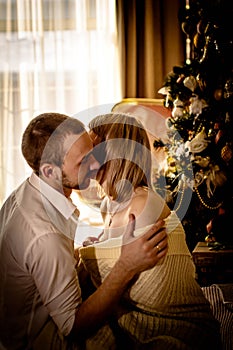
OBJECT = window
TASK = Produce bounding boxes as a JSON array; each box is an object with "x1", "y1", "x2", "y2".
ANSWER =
[{"x1": 0, "y1": 0, "x2": 122, "y2": 205}]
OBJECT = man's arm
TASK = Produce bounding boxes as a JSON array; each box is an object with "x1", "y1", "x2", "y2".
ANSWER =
[{"x1": 71, "y1": 215, "x2": 167, "y2": 340}]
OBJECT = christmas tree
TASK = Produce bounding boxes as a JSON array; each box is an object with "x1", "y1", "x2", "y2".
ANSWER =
[{"x1": 155, "y1": 0, "x2": 233, "y2": 251}]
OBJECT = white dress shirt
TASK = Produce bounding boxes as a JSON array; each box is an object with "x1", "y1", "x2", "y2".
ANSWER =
[{"x1": 0, "y1": 173, "x2": 82, "y2": 349}]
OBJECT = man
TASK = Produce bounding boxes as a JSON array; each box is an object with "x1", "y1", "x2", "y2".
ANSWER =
[{"x1": 0, "y1": 112, "x2": 168, "y2": 349}]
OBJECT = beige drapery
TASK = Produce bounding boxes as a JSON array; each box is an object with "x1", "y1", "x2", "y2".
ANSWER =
[
  {"x1": 116, "y1": 0, "x2": 185, "y2": 98},
  {"x1": 0, "y1": 0, "x2": 186, "y2": 206},
  {"x1": 0, "y1": 0, "x2": 121, "y2": 205}
]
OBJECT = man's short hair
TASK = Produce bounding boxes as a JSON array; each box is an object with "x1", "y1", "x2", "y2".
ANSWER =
[{"x1": 22, "y1": 113, "x2": 86, "y2": 174}]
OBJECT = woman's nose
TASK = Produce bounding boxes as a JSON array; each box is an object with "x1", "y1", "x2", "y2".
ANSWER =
[{"x1": 89, "y1": 153, "x2": 100, "y2": 171}]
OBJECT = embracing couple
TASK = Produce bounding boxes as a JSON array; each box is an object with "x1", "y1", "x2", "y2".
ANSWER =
[{"x1": 0, "y1": 112, "x2": 221, "y2": 349}]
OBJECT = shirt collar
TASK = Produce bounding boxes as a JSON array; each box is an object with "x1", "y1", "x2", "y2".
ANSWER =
[{"x1": 29, "y1": 172, "x2": 77, "y2": 220}]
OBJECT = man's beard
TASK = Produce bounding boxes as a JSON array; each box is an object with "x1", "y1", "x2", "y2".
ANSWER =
[
  {"x1": 61, "y1": 169, "x2": 98, "y2": 191},
  {"x1": 61, "y1": 172, "x2": 83, "y2": 191}
]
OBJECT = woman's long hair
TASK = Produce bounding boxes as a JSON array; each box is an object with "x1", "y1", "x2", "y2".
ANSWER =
[{"x1": 89, "y1": 113, "x2": 152, "y2": 202}]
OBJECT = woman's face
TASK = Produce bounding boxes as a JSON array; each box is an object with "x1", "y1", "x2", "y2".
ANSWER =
[
  {"x1": 89, "y1": 130, "x2": 107, "y2": 171},
  {"x1": 89, "y1": 130, "x2": 111, "y2": 193}
]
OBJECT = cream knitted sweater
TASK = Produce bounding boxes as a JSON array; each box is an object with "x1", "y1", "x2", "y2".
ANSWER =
[{"x1": 80, "y1": 211, "x2": 209, "y2": 315}]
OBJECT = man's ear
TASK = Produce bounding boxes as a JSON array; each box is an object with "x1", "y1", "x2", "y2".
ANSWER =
[
  {"x1": 40, "y1": 164, "x2": 54, "y2": 178},
  {"x1": 40, "y1": 164, "x2": 61, "y2": 180}
]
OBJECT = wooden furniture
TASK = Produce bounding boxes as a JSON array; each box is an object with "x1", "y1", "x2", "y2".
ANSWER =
[
  {"x1": 192, "y1": 242, "x2": 233, "y2": 286},
  {"x1": 112, "y1": 98, "x2": 171, "y2": 116},
  {"x1": 111, "y1": 98, "x2": 171, "y2": 143}
]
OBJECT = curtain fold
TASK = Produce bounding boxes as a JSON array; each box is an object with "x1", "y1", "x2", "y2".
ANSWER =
[
  {"x1": 116, "y1": 0, "x2": 185, "y2": 98},
  {"x1": 0, "y1": 0, "x2": 121, "y2": 205}
]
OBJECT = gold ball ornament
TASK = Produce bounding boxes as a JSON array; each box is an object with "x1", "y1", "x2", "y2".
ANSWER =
[
  {"x1": 221, "y1": 144, "x2": 232, "y2": 163},
  {"x1": 205, "y1": 234, "x2": 216, "y2": 243},
  {"x1": 214, "y1": 88, "x2": 223, "y2": 101}
]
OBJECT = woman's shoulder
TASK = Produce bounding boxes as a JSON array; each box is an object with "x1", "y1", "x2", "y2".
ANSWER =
[{"x1": 130, "y1": 187, "x2": 170, "y2": 227}]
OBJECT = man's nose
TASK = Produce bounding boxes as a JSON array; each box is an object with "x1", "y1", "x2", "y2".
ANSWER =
[{"x1": 89, "y1": 153, "x2": 100, "y2": 170}]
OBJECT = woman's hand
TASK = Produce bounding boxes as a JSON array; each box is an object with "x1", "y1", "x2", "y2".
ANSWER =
[
  {"x1": 82, "y1": 236, "x2": 100, "y2": 246},
  {"x1": 82, "y1": 230, "x2": 104, "y2": 246}
]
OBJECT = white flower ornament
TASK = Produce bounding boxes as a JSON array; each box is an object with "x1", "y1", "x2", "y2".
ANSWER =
[
  {"x1": 187, "y1": 128, "x2": 209, "y2": 153},
  {"x1": 172, "y1": 98, "x2": 185, "y2": 118},
  {"x1": 189, "y1": 94, "x2": 208, "y2": 115},
  {"x1": 183, "y1": 75, "x2": 197, "y2": 92}
]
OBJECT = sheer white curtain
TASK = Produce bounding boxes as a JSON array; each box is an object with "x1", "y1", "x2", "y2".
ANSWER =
[{"x1": 0, "y1": 0, "x2": 122, "y2": 205}]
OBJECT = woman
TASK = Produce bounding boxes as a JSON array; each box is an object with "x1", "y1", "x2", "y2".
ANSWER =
[{"x1": 79, "y1": 113, "x2": 221, "y2": 349}]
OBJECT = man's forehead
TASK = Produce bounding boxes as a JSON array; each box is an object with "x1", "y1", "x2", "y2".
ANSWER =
[
  {"x1": 63, "y1": 132, "x2": 93, "y2": 158},
  {"x1": 63, "y1": 132, "x2": 87, "y2": 152}
]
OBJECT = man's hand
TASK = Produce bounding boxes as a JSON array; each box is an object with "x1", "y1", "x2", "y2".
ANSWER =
[{"x1": 119, "y1": 214, "x2": 168, "y2": 275}]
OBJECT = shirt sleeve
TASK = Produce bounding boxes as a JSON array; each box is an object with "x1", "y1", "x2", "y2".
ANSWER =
[{"x1": 25, "y1": 231, "x2": 82, "y2": 336}]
